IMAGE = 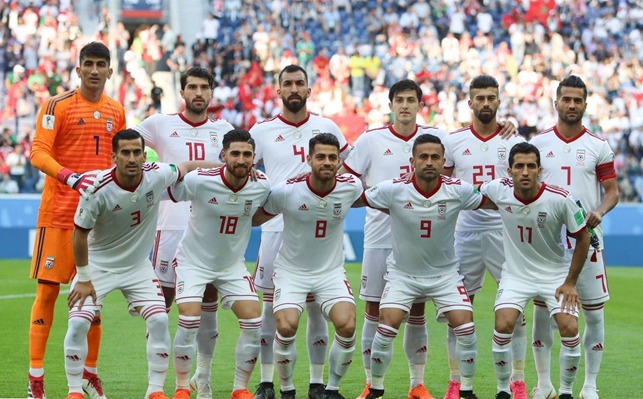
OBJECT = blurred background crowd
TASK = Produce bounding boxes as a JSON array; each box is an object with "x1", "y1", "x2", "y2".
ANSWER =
[{"x1": 1, "y1": 0, "x2": 642, "y2": 201}]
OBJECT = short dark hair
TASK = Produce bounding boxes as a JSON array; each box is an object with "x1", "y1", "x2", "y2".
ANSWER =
[
  {"x1": 278, "y1": 65, "x2": 308, "y2": 86},
  {"x1": 469, "y1": 74, "x2": 499, "y2": 97},
  {"x1": 222, "y1": 129, "x2": 255, "y2": 150},
  {"x1": 180, "y1": 67, "x2": 215, "y2": 91},
  {"x1": 79, "y1": 42, "x2": 110, "y2": 64},
  {"x1": 112, "y1": 129, "x2": 145, "y2": 152},
  {"x1": 508, "y1": 142, "x2": 540, "y2": 167},
  {"x1": 412, "y1": 134, "x2": 444, "y2": 156},
  {"x1": 309, "y1": 133, "x2": 340, "y2": 154},
  {"x1": 556, "y1": 75, "x2": 587, "y2": 100},
  {"x1": 388, "y1": 79, "x2": 422, "y2": 102}
]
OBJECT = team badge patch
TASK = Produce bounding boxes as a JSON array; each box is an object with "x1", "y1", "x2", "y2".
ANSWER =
[
  {"x1": 106, "y1": 119, "x2": 113, "y2": 132},
  {"x1": 497, "y1": 147, "x2": 507, "y2": 161},
  {"x1": 209, "y1": 131, "x2": 218, "y2": 146},
  {"x1": 274, "y1": 288, "x2": 281, "y2": 301},
  {"x1": 146, "y1": 191, "x2": 154, "y2": 204},
  {"x1": 437, "y1": 201, "x2": 447, "y2": 220},
  {"x1": 333, "y1": 203, "x2": 342, "y2": 219},
  {"x1": 77, "y1": 208, "x2": 87, "y2": 222},
  {"x1": 312, "y1": 129, "x2": 321, "y2": 136},
  {"x1": 382, "y1": 286, "x2": 389, "y2": 299},
  {"x1": 537, "y1": 212, "x2": 547, "y2": 228},
  {"x1": 496, "y1": 289, "x2": 503, "y2": 300},
  {"x1": 45, "y1": 256, "x2": 55, "y2": 270},
  {"x1": 42, "y1": 114, "x2": 55, "y2": 130},
  {"x1": 576, "y1": 149, "x2": 586, "y2": 163},
  {"x1": 159, "y1": 260, "x2": 169, "y2": 274},
  {"x1": 177, "y1": 281, "x2": 184, "y2": 294},
  {"x1": 259, "y1": 266, "x2": 264, "y2": 279},
  {"x1": 361, "y1": 275, "x2": 367, "y2": 289},
  {"x1": 243, "y1": 200, "x2": 253, "y2": 216}
]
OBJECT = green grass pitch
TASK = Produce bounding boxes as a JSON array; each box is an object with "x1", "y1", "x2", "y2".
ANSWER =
[{"x1": 0, "y1": 260, "x2": 641, "y2": 398}]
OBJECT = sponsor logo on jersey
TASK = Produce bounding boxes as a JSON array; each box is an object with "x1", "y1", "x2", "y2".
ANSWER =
[
  {"x1": 462, "y1": 149, "x2": 472, "y2": 155},
  {"x1": 42, "y1": 114, "x2": 55, "y2": 130},
  {"x1": 106, "y1": 119, "x2": 113, "y2": 132},
  {"x1": 333, "y1": 203, "x2": 342, "y2": 219},
  {"x1": 576, "y1": 149, "x2": 585, "y2": 163},
  {"x1": 275, "y1": 135, "x2": 285, "y2": 142},
  {"x1": 77, "y1": 118, "x2": 86, "y2": 125},
  {"x1": 159, "y1": 260, "x2": 169, "y2": 274},
  {"x1": 209, "y1": 131, "x2": 218, "y2": 146},
  {"x1": 170, "y1": 131, "x2": 179, "y2": 138},
  {"x1": 243, "y1": 200, "x2": 253, "y2": 216},
  {"x1": 298, "y1": 203, "x2": 309, "y2": 211},
  {"x1": 208, "y1": 197, "x2": 218, "y2": 204},
  {"x1": 146, "y1": 191, "x2": 154, "y2": 204},
  {"x1": 438, "y1": 201, "x2": 447, "y2": 219},
  {"x1": 504, "y1": 206, "x2": 512, "y2": 213},
  {"x1": 546, "y1": 151, "x2": 555, "y2": 158},
  {"x1": 383, "y1": 148, "x2": 393, "y2": 156},
  {"x1": 403, "y1": 202, "x2": 413, "y2": 209},
  {"x1": 45, "y1": 256, "x2": 55, "y2": 270},
  {"x1": 112, "y1": 204, "x2": 122, "y2": 211},
  {"x1": 498, "y1": 147, "x2": 507, "y2": 161},
  {"x1": 537, "y1": 212, "x2": 547, "y2": 228}
]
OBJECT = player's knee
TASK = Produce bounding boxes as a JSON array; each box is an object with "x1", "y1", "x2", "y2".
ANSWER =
[
  {"x1": 365, "y1": 301, "x2": 380, "y2": 316},
  {"x1": 36, "y1": 281, "x2": 61, "y2": 303},
  {"x1": 582, "y1": 306, "x2": 604, "y2": 325},
  {"x1": 145, "y1": 310, "x2": 169, "y2": 332},
  {"x1": 557, "y1": 318, "x2": 578, "y2": 337},
  {"x1": 67, "y1": 315, "x2": 92, "y2": 340},
  {"x1": 494, "y1": 316, "x2": 516, "y2": 334}
]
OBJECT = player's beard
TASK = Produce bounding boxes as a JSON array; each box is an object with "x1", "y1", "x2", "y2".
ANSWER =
[
  {"x1": 185, "y1": 98, "x2": 208, "y2": 115},
  {"x1": 474, "y1": 107, "x2": 497, "y2": 124},
  {"x1": 559, "y1": 110, "x2": 584, "y2": 125},
  {"x1": 230, "y1": 165, "x2": 250, "y2": 179},
  {"x1": 282, "y1": 95, "x2": 307, "y2": 113}
]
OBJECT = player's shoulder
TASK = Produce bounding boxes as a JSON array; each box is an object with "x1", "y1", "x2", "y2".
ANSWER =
[
  {"x1": 206, "y1": 116, "x2": 234, "y2": 129},
  {"x1": 419, "y1": 125, "x2": 447, "y2": 138},
  {"x1": 582, "y1": 127, "x2": 607, "y2": 143},
  {"x1": 441, "y1": 175, "x2": 463, "y2": 185},
  {"x1": 195, "y1": 166, "x2": 223, "y2": 177},
  {"x1": 94, "y1": 168, "x2": 117, "y2": 194},
  {"x1": 362, "y1": 125, "x2": 390, "y2": 136},
  {"x1": 285, "y1": 175, "x2": 308, "y2": 185},
  {"x1": 530, "y1": 126, "x2": 556, "y2": 143},
  {"x1": 254, "y1": 114, "x2": 281, "y2": 127},
  {"x1": 543, "y1": 183, "x2": 570, "y2": 198},
  {"x1": 336, "y1": 173, "x2": 359, "y2": 185},
  {"x1": 44, "y1": 89, "x2": 77, "y2": 113}
]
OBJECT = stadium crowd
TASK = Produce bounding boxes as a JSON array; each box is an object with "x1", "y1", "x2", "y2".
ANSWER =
[{"x1": 0, "y1": 0, "x2": 642, "y2": 200}]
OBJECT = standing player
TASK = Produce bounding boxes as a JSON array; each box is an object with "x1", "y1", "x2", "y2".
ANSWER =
[
  {"x1": 28, "y1": 41, "x2": 126, "y2": 399},
  {"x1": 253, "y1": 133, "x2": 361, "y2": 399},
  {"x1": 134, "y1": 67, "x2": 234, "y2": 399},
  {"x1": 251, "y1": 65, "x2": 351, "y2": 399},
  {"x1": 358, "y1": 134, "x2": 490, "y2": 399},
  {"x1": 65, "y1": 129, "x2": 206, "y2": 399},
  {"x1": 339, "y1": 79, "x2": 447, "y2": 399},
  {"x1": 169, "y1": 130, "x2": 270, "y2": 399},
  {"x1": 479, "y1": 142, "x2": 590, "y2": 399},
  {"x1": 442, "y1": 75, "x2": 527, "y2": 399},
  {"x1": 529, "y1": 76, "x2": 618, "y2": 399}
]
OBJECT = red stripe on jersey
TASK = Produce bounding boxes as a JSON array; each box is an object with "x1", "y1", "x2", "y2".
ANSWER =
[
  {"x1": 532, "y1": 126, "x2": 555, "y2": 138},
  {"x1": 363, "y1": 125, "x2": 390, "y2": 134},
  {"x1": 500, "y1": 177, "x2": 514, "y2": 187},
  {"x1": 596, "y1": 162, "x2": 617, "y2": 181},
  {"x1": 441, "y1": 176, "x2": 462, "y2": 185},
  {"x1": 167, "y1": 186, "x2": 178, "y2": 203},
  {"x1": 568, "y1": 225, "x2": 587, "y2": 238},
  {"x1": 544, "y1": 185, "x2": 569, "y2": 197},
  {"x1": 342, "y1": 162, "x2": 361, "y2": 177},
  {"x1": 360, "y1": 192, "x2": 371, "y2": 207},
  {"x1": 143, "y1": 163, "x2": 159, "y2": 171},
  {"x1": 286, "y1": 175, "x2": 307, "y2": 184},
  {"x1": 255, "y1": 114, "x2": 280, "y2": 125},
  {"x1": 95, "y1": 175, "x2": 114, "y2": 192},
  {"x1": 197, "y1": 167, "x2": 222, "y2": 176},
  {"x1": 336, "y1": 175, "x2": 356, "y2": 183},
  {"x1": 449, "y1": 126, "x2": 470, "y2": 135},
  {"x1": 260, "y1": 207, "x2": 277, "y2": 217}
]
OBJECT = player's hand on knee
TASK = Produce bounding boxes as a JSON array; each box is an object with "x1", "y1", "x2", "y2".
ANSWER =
[
  {"x1": 68, "y1": 281, "x2": 97, "y2": 310},
  {"x1": 555, "y1": 283, "x2": 579, "y2": 313}
]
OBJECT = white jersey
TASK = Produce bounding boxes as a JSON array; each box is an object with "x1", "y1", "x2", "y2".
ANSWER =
[
  {"x1": 250, "y1": 112, "x2": 350, "y2": 232},
  {"x1": 343, "y1": 124, "x2": 447, "y2": 248},
  {"x1": 74, "y1": 163, "x2": 180, "y2": 273},
  {"x1": 444, "y1": 126, "x2": 525, "y2": 232},
  {"x1": 169, "y1": 167, "x2": 271, "y2": 270},
  {"x1": 529, "y1": 126, "x2": 616, "y2": 241},
  {"x1": 262, "y1": 174, "x2": 362, "y2": 275},
  {"x1": 363, "y1": 176, "x2": 484, "y2": 277},
  {"x1": 134, "y1": 113, "x2": 234, "y2": 230},
  {"x1": 480, "y1": 178, "x2": 587, "y2": 284}
]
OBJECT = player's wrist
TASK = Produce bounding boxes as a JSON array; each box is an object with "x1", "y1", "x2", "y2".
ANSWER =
[
  {"x1": 76, "y1": 265, "x2": 91, "y2": 282},
  {"x1": 57, "y1": 167, "x2": 75, "y2": 185}
]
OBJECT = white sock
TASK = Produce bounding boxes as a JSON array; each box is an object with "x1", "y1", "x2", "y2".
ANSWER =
[
  {"x1": 454, "y1": 322, "x2": 476, "y2": 391},
  {"x1": 511, "y1": 314, "x2": 527, "y2": 382},
  {"x1": 142, "y1": 306, "x2": 170, "y2": 395},
  {"x1": 274, "y1": 332, "x2": 297, "y2": 392},
  {"x1": 174, "y1": 315, "x2": 199, "y2": 389},
  {"x1": 532, "y1": 301, "x2": 554, "y2": 388},
  {"x1": 64, "y1": 312, "x2": 92, "y2": 393},
  {"x1": 559, "y1": 334, "x2": 581, "y2": 394},
  {"x1": 234, "y1": 317, "x2": 262, "y2": 391},
  {"x1": 404, "y1": 314, "x2": 427, "y2": 388},
  {"x1": 327, "y1": 333, "x2": 356, "y2": 390},
  {"x1": 582, "y1": 305, "x2": 604, "y2": 389},
  {"x1": 370, "y1": 324, "x2": 398, "y2": 390},
  {"x1": 492, "y1": 330, "x2": 512, "y2": 393},
  {"x1": 446, "y1": 324, "x2": 460, "y2": 382},
  {"x1": 259, "y1": 296, "x2": 276, "y2": 383},
  {"x1": 306, "y1": 299, "x2": 328, "y2": 384},
  {"x1": 361, "y1": 312, "x2": 378, "y2": 383},
  {"x1": 195, "y1": 302, "x2": 218, "y2": 381}
]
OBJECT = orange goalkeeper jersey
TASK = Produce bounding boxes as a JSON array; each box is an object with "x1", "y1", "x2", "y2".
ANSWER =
[{"x1": 31, "y1": 89, "x2": 126, "y2": 229}]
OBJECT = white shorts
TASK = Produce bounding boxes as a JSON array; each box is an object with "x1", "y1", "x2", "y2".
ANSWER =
[
  {"x1": 273, "y1": 268, "x2": 355, "y2": 317},
  {"x1": 359, "y1": 248, "x2": 392, "y2": 301},
  {"x1": 455, "y1": 229, "x2": 504, "y2": 295},
  {"x1": 252, "y1": 231, "x2": 282, "y2": 293},
  {"x1": 494, "y1": 275, "x2": 579, "y2": 318},
  {"x1": 151, "y1": 229, "x2": 185, "y2": 288},
  {"x1": 379, "y1": 269, "x2": 472, "y2": 321},
  {"x1": 174, "y1": 258, "x2": 259, "y2": 310},
  {"x1": 573, "y1": 249, "x2": 610, "y2": 305},
  {"x1": 69, "y1": 260, "x2": 165, "y2": 313}
]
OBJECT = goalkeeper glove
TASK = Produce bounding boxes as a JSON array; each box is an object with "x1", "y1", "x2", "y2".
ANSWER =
[{"x1": 57, "y1": 168, "x2": 101, "y2": 199}]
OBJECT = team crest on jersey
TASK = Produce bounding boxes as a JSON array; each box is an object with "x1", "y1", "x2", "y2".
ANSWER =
[
  {"x1": 106, "y1": 119, "x2": 113, "y2": 132},
  {"x1": 498, "y1": 147, "x2": 507, "y2": 162},
  {"x1": 312, "y1": 129, "x2": 321, "y2": 136},
  {"x1": 274, "y1": 288, "x2": 281, "y2": 301},
  {"x1": 576, "y1": 149, "x2": 585, "y2": 164},
  {"x1": 146, "y1": 191, "x2": 154, "y2": 205},
  {"x1": 42, "y1": 114, "x2": 55, "y2": 130},
  {"x1": 496, "y1": 289, "x2": 503, "y2": 300},
  {"x1": 361, "y1": 275, "x2": 367, "y2": 289},
  {"x1": 537, "y1": 212, "x2": 547, "y2": 228},
  {"x1": 177, "y1": 281, "x2": 184, "y2": 294},
  {"x1": 159, "y1": 260, "x2": 169, "y2": 274},
  {"x1": 437, "y1": 201, "x2": 447, "y2": 220},
  {"x1": 243, "y1": 200, "x2": 253, "y2": 216},
  {"x1": 382, "y1": 286, "x2": 389, "y2": 299},
  {"x1": 45, "y1": 256, "x2": 55, "y2": 270},
  {"x1": 333, "y1": 203, "x2": 342, "y2": 219},
  {"x1": 209, "y1": 131, "x2": 218, "y2": 146},
  {"x1": 259, "y1": 266, "x2": 264, "y2": 279},
  {"x1": 77, "y1": 208, "x2": 87, "y2": 221}
]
